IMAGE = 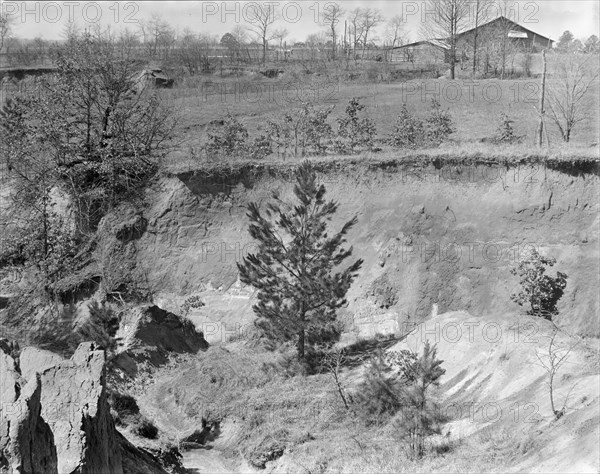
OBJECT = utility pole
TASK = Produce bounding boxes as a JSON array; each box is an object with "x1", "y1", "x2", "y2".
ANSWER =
[{"x1": 537, "y1": 50, "x2": 547, "y2": 147}]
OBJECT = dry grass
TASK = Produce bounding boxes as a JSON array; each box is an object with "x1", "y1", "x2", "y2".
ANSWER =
[
  {"x1": 134, "y1": 340, "x2": 527, "y2": 473},
  {"x1": 158, "y1": 69, "x2": 599, "y2": 173}
]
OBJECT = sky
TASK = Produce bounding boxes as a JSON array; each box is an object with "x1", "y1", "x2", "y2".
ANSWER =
[{"x1": 2, "y1": 0, "x2": 599, "y2": 44}]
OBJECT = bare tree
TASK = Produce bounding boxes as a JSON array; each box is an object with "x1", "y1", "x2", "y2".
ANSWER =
[
  {"x1": 138, "y1": 14, "x2": 175, "y2": 60},
  {"x1": 231, "y1": 25, "x2": 249, "y2": 45},
  {"x1": 475, "y1": 0, "x2": 522, "y2": 78},
  {"x1": 534, "y1": 329, "x2": 579, "y2": 420},
  {"x1": 348, "y1": 8, "x2": 364, "y2": 57},
  {"x1": 322, "y1": 348, "x2": 350, "y2": 410},
  {"x1": 61, "y1": 20, "x2": 82, "y2": 41},
  {"x1": 422, "y1": 0, "x2": 471, "y2": 79},
  {"x1": 323, "y1": 2, "x2": 344, "y2": 60},
  {"x1": 272, "y1": 28, "x2": 289, "y2": 61},
  {"x1": 359, "y1": 8, "x2": 384, "y2": 58},
  {"x1": 470, "y1": 0, "x2": 494, "y2": 74},
  {"x1": 245, "y1": 3, "x2": 279, "y2": 64},
  {"x1": 179, "y1": 29, "x2": 207, "y2": 74},
  {"x1": 385, "y1": 15, "x2": 405, "y2": 48},
  {"x1": 546, "y1": 55, "x2": 600, "y2": 142}
]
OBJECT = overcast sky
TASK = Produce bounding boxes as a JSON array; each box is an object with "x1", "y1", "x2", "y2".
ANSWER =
[{"x1": 2, "y1": 0, "x2": 599, "y2": 43}]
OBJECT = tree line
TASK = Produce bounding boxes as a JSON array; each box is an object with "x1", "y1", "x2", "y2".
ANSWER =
[{"x1": 2, "y1": 2, "x2": 598, "y2": 71}]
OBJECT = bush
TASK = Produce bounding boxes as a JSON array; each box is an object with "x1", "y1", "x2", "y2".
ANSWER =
[
  {"x1": 389, "y1": 100, "x2": 454, "y2": 149},
  {"x1": 135, "y1": 417, "x2": 159, "y2": 439},
  {"x1": 75, "y1": 301, "x2": 120, "y2": 354},
  {"x1": 110, "y1": 391, "x2": 140, "y2": 418},
  {"x1": 425, "y1": 98, "x2": 455, "y2": 146},
  {"x1": 494, "y1": 113, "x2": 519, "y2": 144},
  {"x1": 510, "y1": 248, "x2": 567, "y2": 320},
  {"x1": 205, "y1": 113, "x2": 249, "y2": 157},
  {"x1": 353, "y1": 343, "x2": 447, "y2": 458},
  {"x1": 107, "y1": 389, "x2": 158, "y2": 439},
  {"x1": 335, "y1": 98, "x2": 377, "y2": 154},
  {"x1": 249, "y1": 134, "x2": 273, "y2": 160},
  {"x1": 352, "y1": 349, "x2": 407, "y2": 426},
  {"x1": 389, "y1": 104, "x2": 426, "y2": 149},
  {"x1": 267, "y1": 102, "x2": 334, "y2": 159},
  {"x1": 181, "y1": 295, "x2": 205, "y2": 316}
]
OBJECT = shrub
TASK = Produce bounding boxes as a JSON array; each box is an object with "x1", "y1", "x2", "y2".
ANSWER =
[
  {"x1": 206, "y1": 113, "x2": 249, "y2": 157},
  {"x1": 510, "y1": 248, "x2": 567, "y2": 320},
  {"x1": 425, "y1": 98, "x2": 455, "y2": 146},
  {"x1": 389, "y1": 104, "x2": 426, "y2": 149},
  {"x1": 335, "y1": 98, "x2": 377, "y2": 154},
  {"x1": 109, "y1": 391, "x2": 140, "y2": 419},
  {"x1": 494, "y1": 113, "x2": 518, "y2": 144},
  {"x1": 135, "y1": 417, "x2": 159, "y2": 439},
  {"x1": 249, "y1": 134, "x2": 273, "y2": 160},
  {"x1": 352, "y1": 349, "x2": 406, "y2": 426},
  {"x1": 75, "y1": 301, "x2": 120, "y2": 354},
  {"x1": 389, "y1": 100, "x2": 454, "y2": 149},
  {"x1": 353, "y1": 343, "x2": 447, "y2": 458},
  {"x1": 267, "y1": 102, "x2": 334, "y2": 159},
  {"x1": 181, "y1": 295, "x2": 205, "y2": 316}
]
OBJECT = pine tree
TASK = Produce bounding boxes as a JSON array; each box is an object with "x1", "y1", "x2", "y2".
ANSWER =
[
  {"x1": 394, "y1": 341, "x2": 446, "y2": 458},
  {"x1": 237, "y1": 161, "x2": 363, "y2": 362}
]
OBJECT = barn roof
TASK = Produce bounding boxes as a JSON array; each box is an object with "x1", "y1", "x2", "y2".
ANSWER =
[
  {"x1": 391, "y1": 39, "x2": 449, "y2": 51},
  {"x1": 457, "y1": 16, "x2": 554, "y2": 44},
  {"x1": 390, "y1": 16, "x2": 553, "y2": 51}
]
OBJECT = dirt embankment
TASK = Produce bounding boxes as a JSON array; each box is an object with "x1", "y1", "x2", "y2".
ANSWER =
[{"x1": 136, "y1": 160, "x2": 599, "y2": 340}]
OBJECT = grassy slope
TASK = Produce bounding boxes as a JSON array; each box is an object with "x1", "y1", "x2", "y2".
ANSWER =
[{"x1": 135, "y1": 309, "x2": 599, "y2": 473}]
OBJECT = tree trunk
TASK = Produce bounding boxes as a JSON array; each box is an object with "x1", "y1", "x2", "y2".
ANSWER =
[
  {"x1": 473, "y1": 0, "x2": 480, "y2": 74},
  {"x1": 297, "y1": 299, "x2": 306, "y2": 359},
  {"x1": 297, "y1": 329, "x2": 305, "y2": 359}
]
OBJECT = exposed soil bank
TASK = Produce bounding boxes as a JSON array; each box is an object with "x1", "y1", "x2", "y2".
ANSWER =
[{"x1": 137, "y1": 160, "x2": 599, "y2": 339}]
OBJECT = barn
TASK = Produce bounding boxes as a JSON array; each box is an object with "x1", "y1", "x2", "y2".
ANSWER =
[
  {"x1": 389, "y1": 40, "x2": 448, "y2": 64},
  {"x1": 457, "y1": 16, "x2": 554, "y2": 53},
  {"x1": 389, "y1": 16, "x2": 553, "y2": 66}
]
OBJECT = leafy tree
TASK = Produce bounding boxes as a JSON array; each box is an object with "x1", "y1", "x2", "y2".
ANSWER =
[
  {"x1": 237, "y1": 161, "x2": 363, "y2": 362},
  {"x1": 584, "y1": 35, "x2": 599, "y2": 54},
  {"x1": 510, "y1": 248, "x2": 567, "y2": 320},
  {"x1": 220, "y1": 32, "x2": 239, "y2": 50},
  {"x1": 556, "y1": 30, "x2": 574, "y2": 53},
  {"x1": 0, "y1": 29, "x2": 173, "y2": 298},
  {"x1": 571, "y1": 39, "x2": 584, "y2": 54}
]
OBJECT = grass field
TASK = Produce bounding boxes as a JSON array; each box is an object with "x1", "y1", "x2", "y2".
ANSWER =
[{"x1": 157, "y1": 67, "x2": 599, "y2": 172}]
